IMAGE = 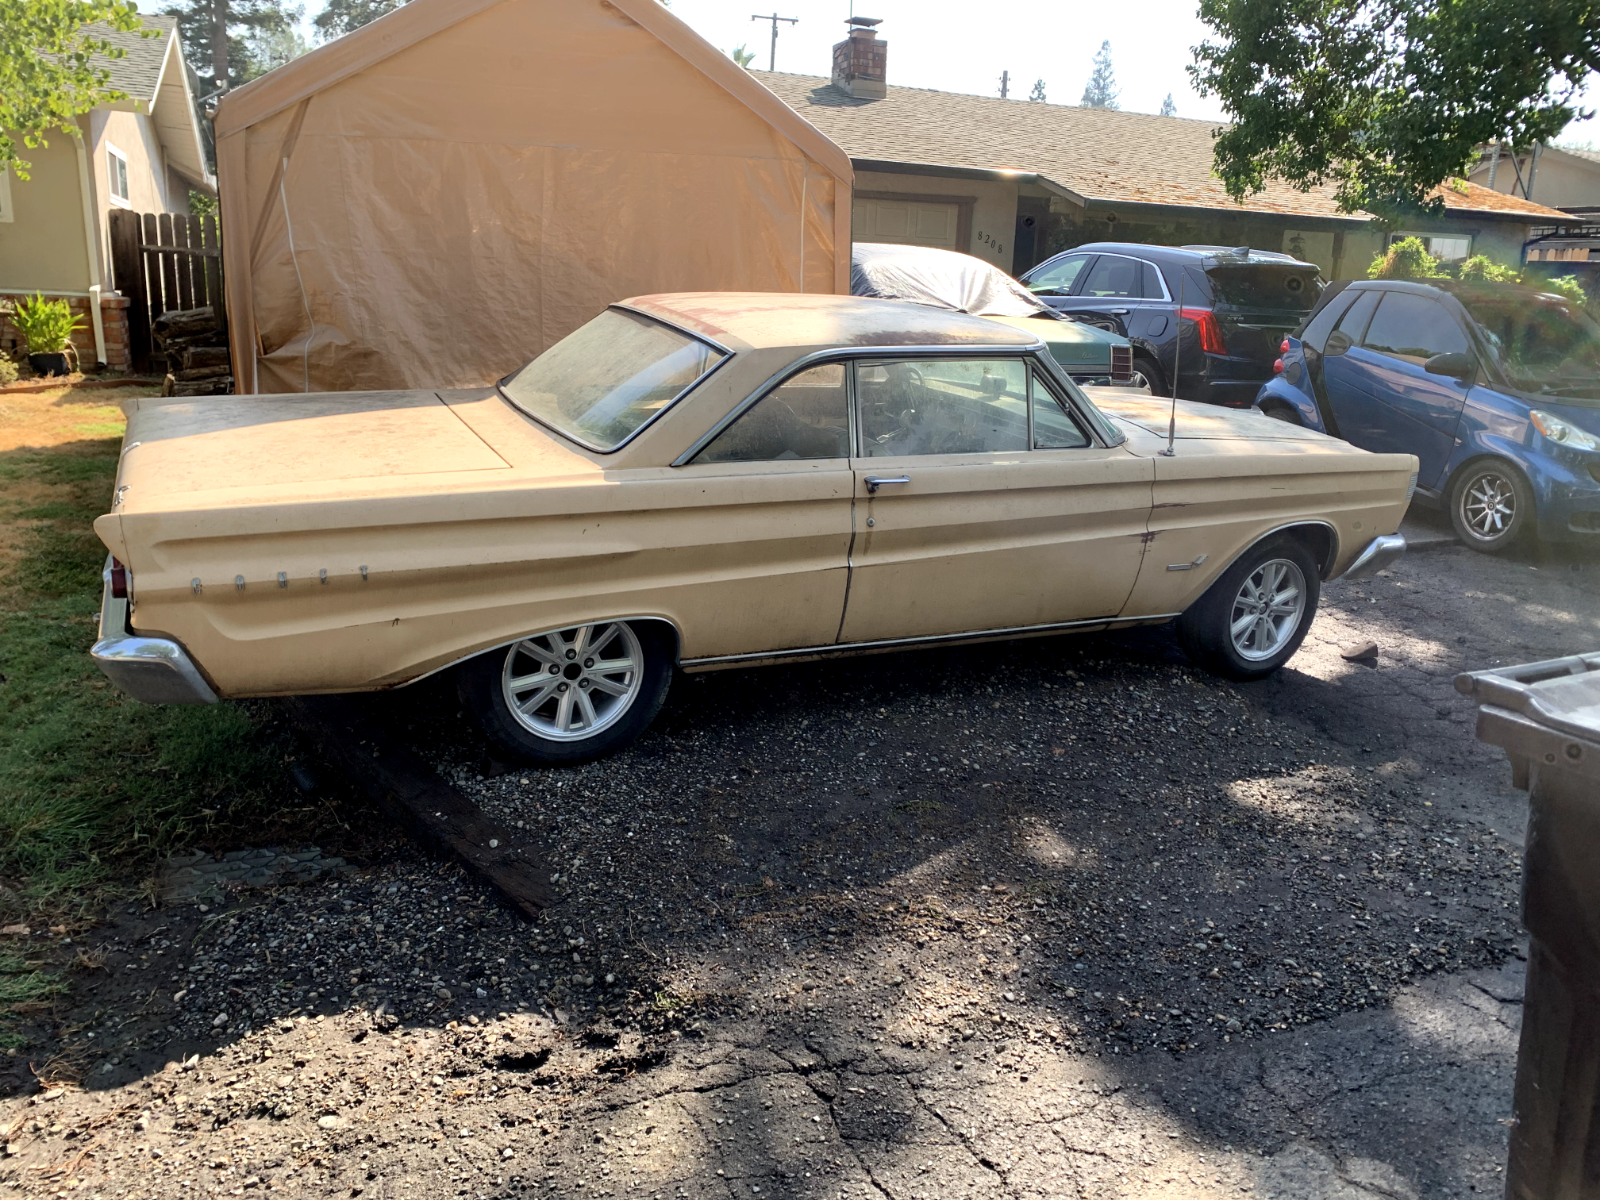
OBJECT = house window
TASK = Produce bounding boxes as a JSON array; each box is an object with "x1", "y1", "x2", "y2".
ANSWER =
[
  {"x1": 107, "y1": 145, "x2": 130, "y2": 207},
  {"x1": 1391, "y1": 231, "x2": 1472, "y2": 262},
  {"x1": 0, "y1": 171, "x2": 12, "y2": 224}
]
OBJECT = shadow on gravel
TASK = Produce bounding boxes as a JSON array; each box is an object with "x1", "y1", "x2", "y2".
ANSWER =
[{"x1": 23, "y1": 541, "x2": 1594, "y2": 1198}]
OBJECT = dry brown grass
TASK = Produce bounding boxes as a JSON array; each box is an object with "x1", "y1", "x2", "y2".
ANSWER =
[{"x1": 0, "y1": 385, "x2": 154, "y2": 454}]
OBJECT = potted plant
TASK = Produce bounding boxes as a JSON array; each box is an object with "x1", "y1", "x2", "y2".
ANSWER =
[{"x1": 12, "y1": 293, "x2": 84, "y2": 377}]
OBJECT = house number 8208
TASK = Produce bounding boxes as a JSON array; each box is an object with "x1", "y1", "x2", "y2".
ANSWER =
[{"x1": 976, "y1": 230, "x2": 1005, "y2": 255}]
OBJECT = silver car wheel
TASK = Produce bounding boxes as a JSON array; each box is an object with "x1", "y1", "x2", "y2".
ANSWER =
[
  {"x1": 500, "y1": 622, "x2": 643, "y2": 742},
  {"x1": 1229, "y1": 558, "x2": 1306, "y2": 662},
  {"x1": 1460, "y1": 469, "x2": 1517, "y2": 540}
]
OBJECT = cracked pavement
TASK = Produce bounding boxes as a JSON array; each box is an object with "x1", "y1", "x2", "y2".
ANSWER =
[{"x1": 4, "y1": 507, "x2": 1598, "y2": 1199}]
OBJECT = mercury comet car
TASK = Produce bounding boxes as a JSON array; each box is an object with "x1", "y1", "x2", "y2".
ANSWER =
[{"x1": 92, "y1": 293, "x2": 1411, "y2": 765}]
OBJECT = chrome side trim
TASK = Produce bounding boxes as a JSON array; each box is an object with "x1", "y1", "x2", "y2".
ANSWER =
[
  {"x1": 1334, "y1": 533, "x2": 1406, "y2": 581},
  {"x1": 671, "y1": 341, "x2": 1052, "y2": 467},
  {"x1": 91, "y1": 558, "x2": 217, "y2": 705},
  {"x1": 680, "y1": 613, "x2": 1181, "y2": 671}
]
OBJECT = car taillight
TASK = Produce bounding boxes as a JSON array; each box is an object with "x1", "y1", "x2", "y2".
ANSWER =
[
  {"x1": 110, "y1": 557, "x2": 128, "y2": 599},
  {"x1": 1179, "y1": 307, "x2": 1227, "y2": 356},
  {"x1": 1280, "y1": 338, "x2": 1291, "y2": 353},
  {"x1": 1273, "y1": 358, "x2": 1284, "y2": 374}
]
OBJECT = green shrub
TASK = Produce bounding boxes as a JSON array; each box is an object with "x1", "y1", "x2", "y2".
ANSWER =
[
  {"x1": 1455, "y1": 255, "x2": 1521, "y2": 284},
  {"x1": 11, "y1": 293, "x2": 84, "y2": 356},
  {"x1": 1368, "y1": 237, "x2": 1448, "y2": 280},
  {"x1": 0, "y1": 357, "x2": 16, "y2": 387},
  {"x1": 1539, "y1": 275, "x2": 1589, "y2": 306}
]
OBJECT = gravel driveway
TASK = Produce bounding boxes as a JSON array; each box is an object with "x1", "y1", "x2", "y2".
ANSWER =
[{"x1": 5, "y1": 510, "x2": 1598, "y2": 1200}]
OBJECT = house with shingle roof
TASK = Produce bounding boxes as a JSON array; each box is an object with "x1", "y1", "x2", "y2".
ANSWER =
[
  {"x1": 0, "y1": 13, "x2": 213, "y2": 369},
  {"x1": 755, "y1": 23, "x2": 1573, "y2": 281}
]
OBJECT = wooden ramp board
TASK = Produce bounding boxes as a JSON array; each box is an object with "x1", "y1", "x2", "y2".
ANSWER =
[{"x1": 283, "y1": 696, "x2": 553, "y2": 918}]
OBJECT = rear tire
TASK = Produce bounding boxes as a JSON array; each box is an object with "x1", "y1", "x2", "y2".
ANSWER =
[
  {"x1": 1178, "y1": 535, "x2": 1321, "y2": 681},
  {"x1": 1449, "y1": 458, "x2": 1533, "y2": 553},
  {"x1": 1130, "y1": 356, "x2": 1164, "y2": 394},
  {"x1": 458, "y1": 620, "x2": 673, "y2": 766},
  {"x1": 1261, "y1": 402, "x2": 1302, "y2": 425}
]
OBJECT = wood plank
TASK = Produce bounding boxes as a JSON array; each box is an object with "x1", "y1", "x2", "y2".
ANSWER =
[
  {"x1": 157, "y1": 213, "x2": 180, "y2": 325},
  {"x1": 108, "y1": 209, "x2": 153, "y2": 372},
  {"x1": 281, "y1": 696, "x2": 554, "y2": 919},
  {"x1": 203, "y1": 214, "x2": 224, "y2": 324},
  {"x1": 141, "y1": 213, "x2": 165, "y2": 329},
  {"x1": 173, "y1": 214, "x2": 195, "y2": 312}
]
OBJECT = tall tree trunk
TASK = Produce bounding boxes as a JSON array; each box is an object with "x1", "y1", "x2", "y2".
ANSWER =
[{"x1": 210, "y1": 0, "x2": 229, "y2": 90}]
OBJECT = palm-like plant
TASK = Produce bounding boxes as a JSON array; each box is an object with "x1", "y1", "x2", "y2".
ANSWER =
[{"x1": 12, "y1": 293, "x2": 84, "y2": 355}]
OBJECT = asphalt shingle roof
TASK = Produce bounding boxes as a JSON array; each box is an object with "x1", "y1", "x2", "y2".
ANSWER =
[
  {"x1": 88, "y1": 13, "x2": 176, "y2": 105},
  {"x1": 756, "y1": 70, "x2": 1569, "y2": 222}
]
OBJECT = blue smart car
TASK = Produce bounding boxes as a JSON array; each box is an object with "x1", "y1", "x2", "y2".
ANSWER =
[{"x1": 1254, "y1": 278, "x2": 1600, "y2": 552}]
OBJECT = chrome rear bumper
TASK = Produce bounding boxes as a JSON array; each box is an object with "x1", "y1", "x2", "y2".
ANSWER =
[
  {"x1": 1337, "y1": 533, "x2": 1407, "y2": 581},
  {"x1": 90, "y1": 559, "x2": 216, "y2": 704}
]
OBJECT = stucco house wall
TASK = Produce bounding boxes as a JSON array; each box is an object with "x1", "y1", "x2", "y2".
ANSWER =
[{"x1": 853, "y1": 168, "x2": 1019, "y2": 269}]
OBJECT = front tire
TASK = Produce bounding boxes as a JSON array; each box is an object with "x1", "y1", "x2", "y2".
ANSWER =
[
  {"x1": 1178, "y1": 535, "x2": 1320, "y2": 681},
  {"x1": 458, "y1": 620, "x2": 673, "y2": 766},
  {"x1": 1449, "y1": 458, "x2": 1533, "y2": 553}
]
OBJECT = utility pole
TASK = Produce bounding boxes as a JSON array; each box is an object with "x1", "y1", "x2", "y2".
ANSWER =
[
  {"x1": 998, "y1": 70, "x2": 1010, "y2": 99},
  {"x1": 751, "y1": 12, "x2": 798, "y2": 72}
]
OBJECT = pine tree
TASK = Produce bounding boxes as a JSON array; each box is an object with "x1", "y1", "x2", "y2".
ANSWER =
[
  {"x1": 312, "y1": 0, "x2": 404, "y2": 41},
  {"x1": 1080, "y1": 40, "x2": 1119, "y2": 110},
  {"x1": 1028, "y1": 78, "x2": 1047, "y2": 102},
  {"x1": 164, "y1": 0, "x2": 304, "y2": 91},
  {"x1": 1159, "y1": 92, "x2": 1177, "y2": 117}
]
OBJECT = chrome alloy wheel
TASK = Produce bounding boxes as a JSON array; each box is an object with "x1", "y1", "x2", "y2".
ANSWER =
[
  {"x1": 1460, "y1": 469, "x2": 1517, "y2": 541},
  {"x1": 500, "y1": 623, "x2": 643, "y2": 742},
  {"x1": 1229, "y1": 558, "x2": 1307, "y2": 662}
]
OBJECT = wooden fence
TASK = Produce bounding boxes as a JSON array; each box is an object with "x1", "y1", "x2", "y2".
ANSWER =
[{"x1": 108, "y1": 209, "x2": 224, "y2": 372}]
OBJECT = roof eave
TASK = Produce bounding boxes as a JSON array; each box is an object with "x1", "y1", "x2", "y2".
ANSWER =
[{"x1": 150, "y1": 33, "x2": 216, "y2": 194}]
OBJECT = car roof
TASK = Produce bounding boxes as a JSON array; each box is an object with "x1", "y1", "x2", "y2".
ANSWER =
[
  {"x1": 623, "y1": 292, "x2": 1042, "y2": 353},
  {"x1": 1051, "y1": 242, "x2": 1317, "y2": 269},
  {"x1": 1346, "y1": 278, "x2": 1579, "y2": 305}
]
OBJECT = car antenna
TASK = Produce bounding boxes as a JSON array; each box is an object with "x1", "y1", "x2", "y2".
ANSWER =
[{"x1": 1162, "y1": 271, "x2": 1186, "y2": 457}]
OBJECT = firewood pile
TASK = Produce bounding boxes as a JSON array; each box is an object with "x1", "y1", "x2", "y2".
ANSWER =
[{"x1": 155, "y1": 306, "x2": 232, "y2": 398}]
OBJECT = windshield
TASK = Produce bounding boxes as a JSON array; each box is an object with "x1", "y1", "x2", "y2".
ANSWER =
[
  {"x1": 1457, "y1": 293, "x2": 1600, "y2": 400},
  {"x1": 500, "y1": 309, "x2": 725, "y2": 450},
  {"x1": 1205, "y1": 264, "x2": 1321, "y2": 312}
]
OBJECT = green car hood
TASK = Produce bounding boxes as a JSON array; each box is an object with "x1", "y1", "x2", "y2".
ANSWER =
[{"x1": 979, "y1": 314, "x2": 1127, "y2": 369}]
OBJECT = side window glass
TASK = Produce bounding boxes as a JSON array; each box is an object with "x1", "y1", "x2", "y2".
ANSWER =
[
  {"x1": 1299, "y1": 289, "x2": 1358, "y2": 354},
  {"x1": 857, "y1": 359, "x2": 1028, "y2": 457},
  {"x1": 1333, "y1": 290, "x2": 1380, "y2": 343},
  {"x1": 695, "y1": 363, "x2": 849, "y2": 464},
  {"x1": 1361, "y1": 294, "x2": 1469, "y2": 363},
  {"x1": 1031, "y1": 369, "x2": 1091, "y2": 449},
  {"x1": 1140, "y1": 261, "x2": 1166, "y2": 300},
  {"x1": 1081, "y1": 256, "x2": 1142, "y2": 298},
  {"x1": 1027, "y1": 255, "x2": 1091, "y2": 295}
]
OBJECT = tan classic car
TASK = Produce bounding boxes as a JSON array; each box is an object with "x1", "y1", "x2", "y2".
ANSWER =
[{"x1": 93, "y1": 293, "x2": 1412, "y2": 764}]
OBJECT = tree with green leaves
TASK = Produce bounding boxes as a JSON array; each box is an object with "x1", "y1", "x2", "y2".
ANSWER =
[
  {"x1": 728, "y1": 44, "x2": 755, "y2": 67},
  {"x1": 0, "y1": 0, "x2": 150, "y2": 178},
  {"x1": 164, "y1": 0, "x2": 305, "y2": 91},
  {"x1": 312, "y1": 0, "x2": 402, "y2": 41},
  {"x1": 1159, "y1": 92, "x2": 1177, "y2": 117},
  {"x1": 1080, "y1": 40, "x2": 1118, "y2": 109},
  {"x1": 1191, "y1": 0, "x2": 1600, "y2": 221},
  {"x1": 1029, "y1": 77, "x2": 1047, "y2": 102}
]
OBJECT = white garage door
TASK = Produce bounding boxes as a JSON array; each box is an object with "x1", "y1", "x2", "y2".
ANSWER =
[{"x1": 853, "y1": 197, "x2": 960, "y2": 249}]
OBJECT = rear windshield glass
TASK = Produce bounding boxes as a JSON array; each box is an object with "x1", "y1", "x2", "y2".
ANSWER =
[
  {"x1": 1457, "y1": 292, "x2": 1600, "y2": 400},
  {"x1": 1205, "y1": 265, "x2": 1322, "y2": 312},
  {"x1": 500, "y1": 309, "x2": 726, "y2": 450}
]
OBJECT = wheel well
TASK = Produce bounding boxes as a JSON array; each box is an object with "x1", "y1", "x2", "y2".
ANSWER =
[
  {"x1": 628, "y1": 617, "x2": 683, "y2": 664},
  {"x1": 1259, "y1": 398, "x2": 1302, "y2": 422},
  {"x1": 1276, "y1": 523, "x2": 1336, "y2": 578}
]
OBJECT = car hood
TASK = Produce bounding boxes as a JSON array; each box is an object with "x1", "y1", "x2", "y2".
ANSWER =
[
  {"x1": 1086, "y1": 391, "x2": 1342, "y2": 445},
  {"x1": 981, "y1": 314, "x2": 1124, "y2": 366}
]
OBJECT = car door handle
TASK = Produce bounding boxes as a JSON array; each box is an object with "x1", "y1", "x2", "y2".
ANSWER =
[
  {"x1": 864, "y1": 475, "x2": 911, "y2": 493},
  {"x1": 1108, "y1": 308, "x2": 1131, "y2": 315}
]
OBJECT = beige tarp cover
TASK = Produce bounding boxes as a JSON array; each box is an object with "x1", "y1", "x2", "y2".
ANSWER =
[{"x1": 214, "y1": 0, "x2": 852, "y2": 395}]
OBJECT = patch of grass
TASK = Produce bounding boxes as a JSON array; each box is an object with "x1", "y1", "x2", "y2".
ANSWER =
[{"x1": 0, "y1": 432, "x2": 295, "y2": 921}]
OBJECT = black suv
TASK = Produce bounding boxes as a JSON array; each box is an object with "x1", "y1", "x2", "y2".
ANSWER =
[{"x1": 1019, "y1": 243, "x2": 1324, "y2": 407}]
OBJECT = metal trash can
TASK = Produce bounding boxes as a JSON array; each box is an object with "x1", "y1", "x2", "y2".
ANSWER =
[{"x1": 1457, "y1": 653, "x2": 1600, "y2": 1200}]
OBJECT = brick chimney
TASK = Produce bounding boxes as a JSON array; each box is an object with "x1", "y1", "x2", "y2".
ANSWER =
[{"x1": 832, "y1": 16, "x2": 886, "y2": 99}]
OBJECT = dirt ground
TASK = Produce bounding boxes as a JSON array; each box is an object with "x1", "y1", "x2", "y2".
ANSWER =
[{"x1": 4, "y1": 510, "x2": 1599, "y2": 1200}]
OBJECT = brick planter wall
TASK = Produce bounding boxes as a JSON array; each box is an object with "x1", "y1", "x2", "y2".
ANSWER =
[{"x1": 0, "y1": 292, "x2": 135, "y2": 371}]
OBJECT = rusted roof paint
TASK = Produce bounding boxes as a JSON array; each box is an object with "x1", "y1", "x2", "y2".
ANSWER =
[{"x1": 756, "y1": 72, "x2": 1572, "y2": 223}]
